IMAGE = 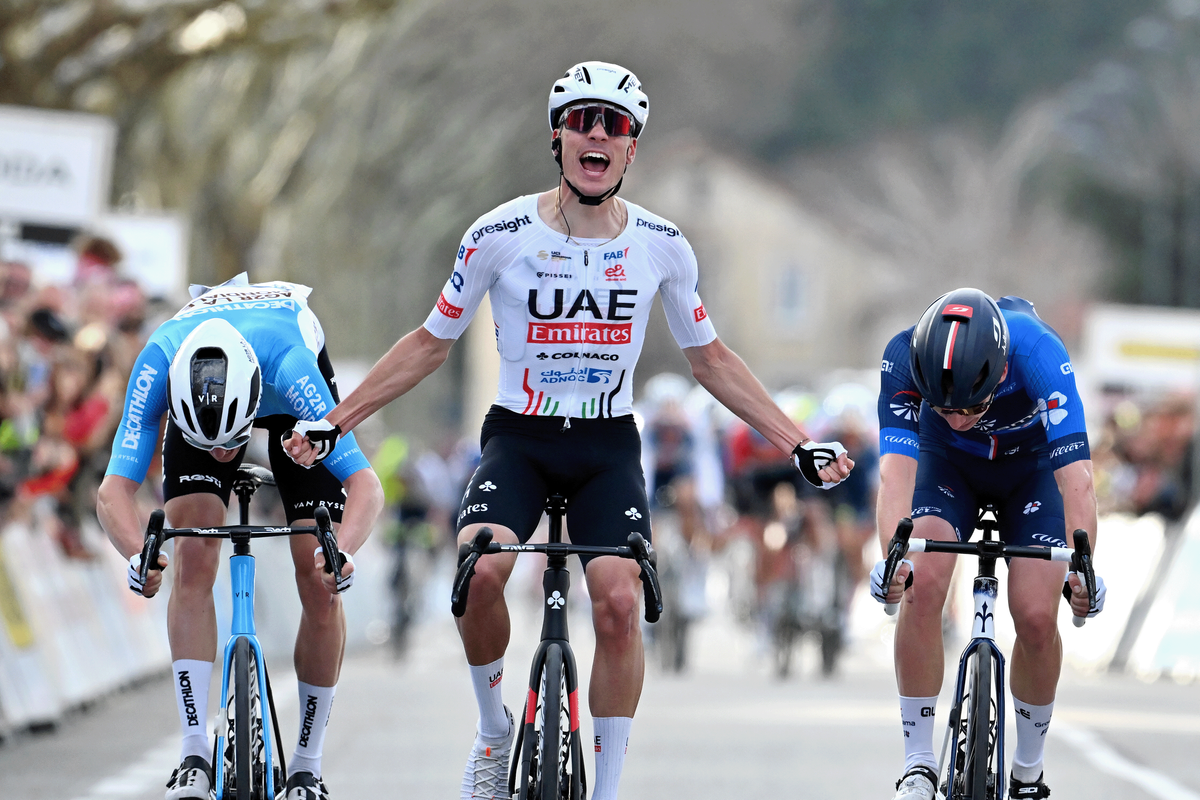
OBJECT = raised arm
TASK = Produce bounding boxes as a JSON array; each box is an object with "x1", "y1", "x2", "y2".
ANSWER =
[
  {"x1": 285, "y1": 327, "x2": 454, "y2": 467},
  {"x1": 682, "y1": 337, "x2": 853, "y2": 485}
]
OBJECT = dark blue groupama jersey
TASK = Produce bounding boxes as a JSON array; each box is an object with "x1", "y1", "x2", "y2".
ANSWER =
[{"x1": 877, "y1": 301, "x2": 1090, "y2": 470}]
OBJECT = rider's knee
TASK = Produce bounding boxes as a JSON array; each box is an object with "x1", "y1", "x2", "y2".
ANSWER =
[
  {"x1": 465, "y1": 557, "x2": 510, "y2": 608},
  {"x1": 172, "y1": 539, "x2": 221, "y2": 594},
  {"x1": 591, "y1": 582, "x2": 640, "y2": 641},
  {"x1": 1011, "y1": 603, "x2": 1059, "y2": 648}
]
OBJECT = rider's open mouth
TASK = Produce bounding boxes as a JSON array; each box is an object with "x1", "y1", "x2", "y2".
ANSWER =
[{"x1": 580, "y1": 151, "x2": 610, "y2": 175}]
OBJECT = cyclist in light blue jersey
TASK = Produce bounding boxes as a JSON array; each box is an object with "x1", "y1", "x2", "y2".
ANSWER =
[
  {"x1": 872, "y1": 288, "x2": 1106, "y2": 800},
  {"x1": 97, "y1": 274, "x2": 384, "y2": 800}
]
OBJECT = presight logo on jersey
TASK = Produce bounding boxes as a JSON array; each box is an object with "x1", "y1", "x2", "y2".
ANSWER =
[
  {"x1": 891, "y1": 391, "x2": 921, "y2": 421},
  {"x1": 1038, "y1": 392, "x2": 1069, "y2": 426}
]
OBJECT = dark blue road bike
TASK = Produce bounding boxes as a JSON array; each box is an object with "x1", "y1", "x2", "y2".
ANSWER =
[{"x1": 139, "y1": 465, "x2": 344, "y2": 800}]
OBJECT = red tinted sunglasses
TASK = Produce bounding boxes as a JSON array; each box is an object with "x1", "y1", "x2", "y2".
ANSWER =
[{"x1": 562, "y1": 104, "x2": 635, "y2": 137}]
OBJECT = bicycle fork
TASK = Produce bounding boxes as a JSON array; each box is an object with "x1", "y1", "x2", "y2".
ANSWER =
[
  {"x1": 941, "y1": 574, "x2": 1007, "y2": 800},
  {"x1": 214, "y1": 552, "x2": 279, "y2": 800}
]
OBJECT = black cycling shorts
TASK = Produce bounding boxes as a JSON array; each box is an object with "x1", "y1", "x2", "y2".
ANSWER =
[
  {"x1": 456, "y1": 406, "x2": 651, "y2": 568},
  {"x1": 161, "y1": 347, "x2": 347, "y2": 524}
]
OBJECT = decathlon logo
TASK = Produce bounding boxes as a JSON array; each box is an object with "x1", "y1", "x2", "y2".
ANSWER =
[
  {"x1": 478, "y1": 481, "x2": 497, "y2": 492},
  {"x1": 1024, "y1": 501, "x2": 1041, "y2": 515},
  {"x1": 625, "y1": 508, "x2": 642, "y2": 520},
  {"x1": 547, "y1": 591, "x2": 565, "y2": 609}
]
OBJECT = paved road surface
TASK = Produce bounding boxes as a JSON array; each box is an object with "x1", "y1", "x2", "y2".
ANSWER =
[{"x1": 2, "y1": 553, "x2": 1199, "y2": 800}]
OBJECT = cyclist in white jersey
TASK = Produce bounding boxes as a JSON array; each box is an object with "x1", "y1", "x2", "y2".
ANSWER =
[{"x1": 285, "y1": 61, "x2": 854, "y2": 800}]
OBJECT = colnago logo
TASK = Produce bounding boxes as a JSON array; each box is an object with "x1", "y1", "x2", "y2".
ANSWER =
[
  {"x1": 178, "y1": 670, "x2": 200, "y2": 726},
  {"x1": 471, "y1": 214, "x2": 533, "y2": 243},
  {"x1": 181, "y1": 474, "x2": 222, "y2": 487},
  {"x1": 529, "y1": 322, "x2": 632, "y2": 345},
  {"x1": 298, "y1": 695, "x2": 319, "y2": 748},
  {"x1": 437, "y1": 293, "x2": 463, "y2": 319},
  {"x1": 285, "y1": 375, "x2": 329, "y2": 419},
  {"x1": 635, "y1": 218, "x2": 680, "y2": 237},
  {"x1": 1049, "y1": 441, "x2": 1086, "y2": 460},
  {"x1": 121, "y1": 363, "x2": 160, "y2": 450},
  {"x1": 546, "y1": 352, "x2": 619, "y2": 361}
]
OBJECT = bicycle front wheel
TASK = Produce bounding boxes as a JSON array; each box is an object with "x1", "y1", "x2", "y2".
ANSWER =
[
  {"x1": 963, "y1": 650, "x2": 997, "y2": 799},
  {"x1": 538, "y1": 644, "x2": 564, "y2": 800},
  {"x1": 229, "y1": 636, "x2": 266, "y2": 800}
]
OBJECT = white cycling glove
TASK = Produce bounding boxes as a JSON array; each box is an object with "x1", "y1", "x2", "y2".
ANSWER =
[
  {"x1": 869, "y1": 558, "x2": 913, "y2": 604},
  {"x1": 285, "y1": 419, "x2": 343, "y2": 468},
  {"x1": 128, "y1": 552, "x2": 168, "y2": 597},
  {"x1": 792, "y1": 440, "x2": 848, "y2": 490},
  {"x1": 1066, "y1": 572, "x2": 1107, "y2": 617},
  {"x1": 314, "y1": 547, "x2": 355, "y2": 593}
]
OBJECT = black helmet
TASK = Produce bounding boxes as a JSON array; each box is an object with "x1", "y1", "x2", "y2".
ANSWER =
[{"x1": 910, "y1": 288, "x2": 1009, "y2": 410}]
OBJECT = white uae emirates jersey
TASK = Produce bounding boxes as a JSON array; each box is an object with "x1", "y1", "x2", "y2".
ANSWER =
[{"x1": 424, "y1": 194, "x2": 717, "y2": 419}]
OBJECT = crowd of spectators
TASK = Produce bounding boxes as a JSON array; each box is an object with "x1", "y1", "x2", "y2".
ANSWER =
[{"x1": 0, "y1": 235, "x2": 154, "y2": 559}]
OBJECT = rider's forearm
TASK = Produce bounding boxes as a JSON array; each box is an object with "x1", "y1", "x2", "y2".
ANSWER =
[
  {"x1": 327, "y1": 327, "x2": 452, "y2": 434},
  {"x1": 334, "y1": 468, "x2": 385, "y2": 555},
  {"x1": 876, "y1": 453, "x2": 917, "y2": 556},
  {"x1": 1056, "y1": 459, "x2": 1098, "y2": 553},
  {"x1": 684, "y1": 338, "x2": 806, "y2": 454},
  {"x1": 96, "y1": 475, "x2": 145, "y2": 560}
]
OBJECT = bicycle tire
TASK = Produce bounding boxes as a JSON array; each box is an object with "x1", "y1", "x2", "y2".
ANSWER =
[
  {"x1": 538, "y1": 643, "x2": 564, "y2": 800},
  {"x1": 232, "y1": 636, "x2": 265, "y2": 800},
  {"x1": 965, "y1": 650, "x2": 995, "y2": 799}
]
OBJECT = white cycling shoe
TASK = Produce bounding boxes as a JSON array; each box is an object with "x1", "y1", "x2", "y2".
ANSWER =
[
  {"x1": 893, "y1": 765, "x2": 940, "y2": 800},
  {"x1": 460, "y1": 706, "x2": 514, "y2": 800},
  {"x1": 164, "y1": 756, "x2": 213, "y2": 800}
]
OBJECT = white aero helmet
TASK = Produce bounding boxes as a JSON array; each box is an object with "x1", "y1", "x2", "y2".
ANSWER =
[
  {"x1": 167, "y1": 318, "x2": 262, "y2": 451},
  {"x1": 549, "y1": 61, "x2": 649, "y2": 138}
]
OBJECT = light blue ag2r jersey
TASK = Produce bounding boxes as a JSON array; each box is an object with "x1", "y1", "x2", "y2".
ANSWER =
[
  {"x1": 105, "y1": 278, "x2": 370, "y2": 485},
  {"x1": 877, "y1": 298, "x2": 1090, "y2": 470}
]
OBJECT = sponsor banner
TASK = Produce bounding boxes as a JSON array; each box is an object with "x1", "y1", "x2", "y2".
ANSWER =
[{"x1": 527, "y1": 321, "x2": 632, "y2": 345}]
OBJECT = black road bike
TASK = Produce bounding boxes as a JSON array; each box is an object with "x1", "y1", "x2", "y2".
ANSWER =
[
  {"x1": 880, "y1": 506, "x2": 1097, "y2": 800},
  {"x1": 139, "y1": 465, "x2": 344, "y2": 800},
  {"x1": 451, "y1": 494, "x2": 663, "y2": 800}
]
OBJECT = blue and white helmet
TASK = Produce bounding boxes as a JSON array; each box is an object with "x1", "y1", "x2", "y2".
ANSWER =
[
  {"x1": 167, "y1": 318, "x2": 261, "y2": 450},
  {"x1": 549, "y1": 61, "x2": 649, "y2": 138}
]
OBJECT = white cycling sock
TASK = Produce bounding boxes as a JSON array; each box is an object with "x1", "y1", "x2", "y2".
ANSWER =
[
  {"x1": 173, "y1": 660, "x2": 213, "y2": 762},
  {"x1": 469, "y1": 657, "x2": 509, "y2": 739},
  {"x1": 899, "y1": 695, "x2": 939, "y2": 774},
  {"x1": 1011, "y1": 698, "x2": 1053, "y2": 782},
  {"x1": 591, "y1": 716, "x2": 632, "y2": 800},
  {"x1": 290, "y1": 682, "x2": 336, "y2": 779}
]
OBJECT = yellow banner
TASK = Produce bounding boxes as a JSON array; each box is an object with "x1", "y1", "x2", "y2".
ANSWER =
[
  {"x1": 1117, "y1": 342, "x2": 1200, "y2": 362},
  {"x1": 0, "y1": 545, "x2": 34, "y2": 649}
]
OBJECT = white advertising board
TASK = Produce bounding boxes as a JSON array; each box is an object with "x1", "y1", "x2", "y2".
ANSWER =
[
  {"x1": 1078, "y1": 303, "x2": 1200, "y2": 393},
  {"x1": 96, "y1": 212, "x2": 189, "y2": 300},
  {"x1": 0, "y1": 105, "x2": 116, "y2": 226}
]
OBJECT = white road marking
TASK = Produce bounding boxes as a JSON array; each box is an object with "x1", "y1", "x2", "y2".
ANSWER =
[
  {"x1": 67, "y1": 673, "x2": 296, "y2": 800},
  {"x1": 1056, "y1": 722, "x2": 1200, "y2": 800}
]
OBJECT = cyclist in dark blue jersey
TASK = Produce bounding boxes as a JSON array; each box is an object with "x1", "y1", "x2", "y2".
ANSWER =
[{"x1": 872, "y1": 289, "x2": 1106, "y2": 800}]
